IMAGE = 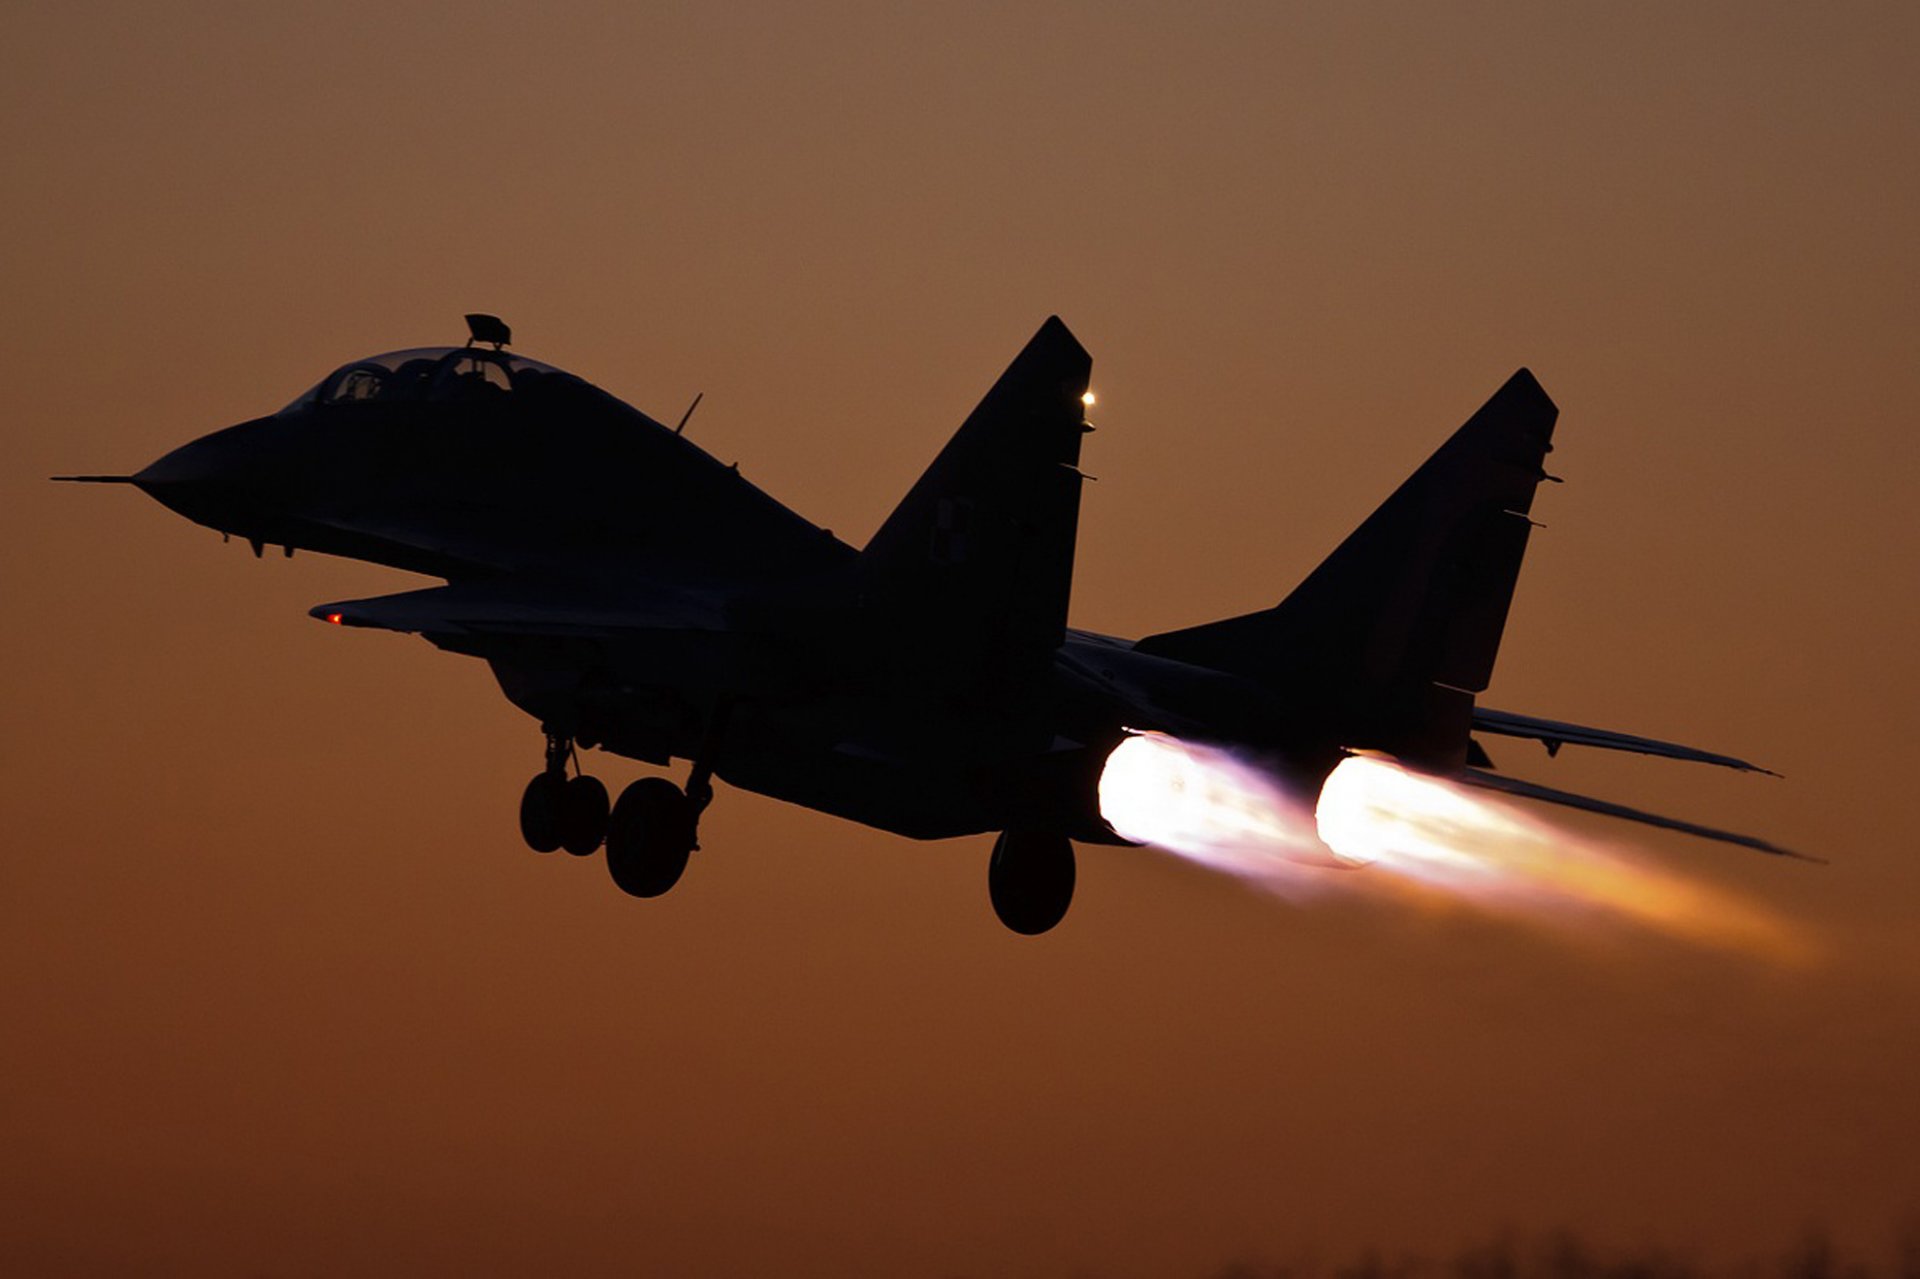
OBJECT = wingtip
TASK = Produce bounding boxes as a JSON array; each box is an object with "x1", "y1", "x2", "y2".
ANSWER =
[{"x1": 308, "y1": 602, "x2": 351, "y2": 624}]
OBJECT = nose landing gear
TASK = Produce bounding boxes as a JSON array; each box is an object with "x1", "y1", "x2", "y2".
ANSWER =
[
  {"x1": 518, "y1": 770, "x2": 567, "y2": 854},
  {"x1": 559, "y1": 775, "x2": 609, "y2": 855},
  {"x1": 518, "y1": 733, "x2": 610, "y2": 856}
]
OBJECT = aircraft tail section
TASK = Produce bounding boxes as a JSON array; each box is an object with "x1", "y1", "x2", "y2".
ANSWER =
[
  {"x1": 859, "y1": 317, "x2": 1093, "y2": 689},
  {"x1": 1135, "y1": 369, "x2": 1559, "y2": 767}
]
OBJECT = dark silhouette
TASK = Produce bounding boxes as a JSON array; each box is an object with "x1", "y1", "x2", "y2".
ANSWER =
[
  {"x1": 57, "y1": 316, "x2": 1799, "y2": 933},
  {"x1": 1209, "y1": 1229, "x2": 1916, "y2": 1279}
]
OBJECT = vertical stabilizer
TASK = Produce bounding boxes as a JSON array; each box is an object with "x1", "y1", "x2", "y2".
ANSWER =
[
  {"x1": 860, "y1": 317, "x2": 1093, "y2": 690},
  {"x1": 1135, "y1": 369, "x2": 1559, "y2": 766}
]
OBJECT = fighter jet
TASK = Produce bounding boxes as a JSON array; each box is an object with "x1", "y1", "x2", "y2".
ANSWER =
[{"x1": 58, "y1": 314, "x2": 1797, "y2": 934}]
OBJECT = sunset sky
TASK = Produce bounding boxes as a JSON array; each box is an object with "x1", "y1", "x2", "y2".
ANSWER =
[{"x1": 3, "y1": 3, "x2": 1917, "y2": 1275}]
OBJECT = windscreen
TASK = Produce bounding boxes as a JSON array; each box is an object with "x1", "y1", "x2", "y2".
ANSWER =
[{"x1": 278, "y1": 347, "x2": 570, "y2": 414}]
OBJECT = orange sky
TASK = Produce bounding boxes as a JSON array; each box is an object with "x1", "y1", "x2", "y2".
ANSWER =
[{"x1": 4, "y1": 4, "x2": 1918, "y2": 1275}]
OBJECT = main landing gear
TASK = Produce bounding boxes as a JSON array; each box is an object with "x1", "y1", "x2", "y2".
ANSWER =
[
  {"x1": 604, "y1": 776, "x2": 698, "y2": 897},
  {"x1": 605, "y1": 759, "x2": 712, "y2": 897},
  {"x1": 517, "y1": 730, "x2": 711, "y2": 899},
  {"x1": 988, "y1": 831, "x2": 1076, "y2": 935}
]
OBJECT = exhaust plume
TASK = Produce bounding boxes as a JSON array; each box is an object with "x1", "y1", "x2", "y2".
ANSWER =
[{"x1": 1097, "y1": 732, "x2": 1810, "y2": 961}]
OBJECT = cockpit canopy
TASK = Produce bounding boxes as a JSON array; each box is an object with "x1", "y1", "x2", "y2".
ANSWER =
[{"x1": 278, "y1": 347, "x2": 574, "y2": 415}]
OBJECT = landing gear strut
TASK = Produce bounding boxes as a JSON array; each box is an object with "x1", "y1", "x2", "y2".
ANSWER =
[
  {"x1": 988, "y1": 831, "x2": 1076, "y2": 935},
  {"x1": 519, "y1": 732, "x2": 609, "y2": 856},
  {"x1": 519, "y1": 707, "x2": 724, "y2": 898},
  {"x1": 603, "y1": 707, "x2": 724, "y2": 898}
]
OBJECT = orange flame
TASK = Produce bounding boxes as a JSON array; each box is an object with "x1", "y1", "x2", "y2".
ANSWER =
[{"x1": 1098, "y1": 733, "x2": 1811, "y2": 962}]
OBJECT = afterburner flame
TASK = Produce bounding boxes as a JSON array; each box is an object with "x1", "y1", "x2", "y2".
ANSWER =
[
  {"x1": 1097, "y1": 732, "x2": 1809, "y2": 961},
  {"x1": 1097, "y1": 733, "x2": 1353, "y2": 884}
]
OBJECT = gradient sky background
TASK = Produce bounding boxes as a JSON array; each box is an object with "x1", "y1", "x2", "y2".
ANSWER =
[{"x1": 4, "y1": 3, "x2": 1918, "y2": 1275}]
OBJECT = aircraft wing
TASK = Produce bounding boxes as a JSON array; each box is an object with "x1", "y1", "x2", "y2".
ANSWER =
[
  {"x1": 1454, "y1": 765, "x2": 1815, "y2": 860},
  {"x1": 1471, "y1": 707, "x2": 1777, "y2": 775},
  {"x1": 309, "y1": 581, "x2": 726, "y2": 638}
]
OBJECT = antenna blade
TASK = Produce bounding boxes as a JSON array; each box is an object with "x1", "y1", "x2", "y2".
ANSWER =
[{"x1": 674, "y1": 392, "x2": 704, "y2": 436}]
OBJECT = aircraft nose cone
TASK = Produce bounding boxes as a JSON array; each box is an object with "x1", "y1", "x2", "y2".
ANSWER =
[
  {"x1": 135, "y1": 434, "x2": 230, "y2": 490},
  {"x1": 132, "y1": 418, "x2": 276, "y2": 527}
]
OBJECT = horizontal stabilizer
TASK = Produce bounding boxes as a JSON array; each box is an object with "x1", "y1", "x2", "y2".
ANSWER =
[
  {"x1": 1473, "y1": 707, "x2": 1778, "y2": 775},
  {"x1": 1455, "y1": 766, "x2": 1816, "y2": 861}
]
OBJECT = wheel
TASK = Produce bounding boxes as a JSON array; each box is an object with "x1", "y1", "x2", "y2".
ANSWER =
[
  {"x1": 988, "y1": 831, "x2": 1076, "y2": 935},
  {"x1": 519, "y1": 772, "x2": 566, "y2": 853},
  {"x1": 559, "y1": 774, "x2": 610, "y2": 856},
  {"x1": 605, "y1": 777, "x2": 695, "y2": 898}
]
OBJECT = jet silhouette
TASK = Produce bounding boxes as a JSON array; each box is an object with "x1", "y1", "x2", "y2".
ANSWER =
[{"x1": 59, "y1": 314, "x2": 1799, "y2": 933}]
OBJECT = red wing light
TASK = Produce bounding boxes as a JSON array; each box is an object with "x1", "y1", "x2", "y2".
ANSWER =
[{"x1": 325, "y1": 612, "x2": 344, "y2": 625}]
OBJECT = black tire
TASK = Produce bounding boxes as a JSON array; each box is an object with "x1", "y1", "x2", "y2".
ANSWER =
[
  {"x1": 988, "y1": 831, "x2": 1076, "y2": 935},
  {"x1": 560, "y1": 774, "x2": 610, "y2": 856},
  {"x1": 605, "y1": 777, "x2": 695, "y2": 898},
  {"x1": 519, "y1": 772, "x2": 566, "y2": 853}
]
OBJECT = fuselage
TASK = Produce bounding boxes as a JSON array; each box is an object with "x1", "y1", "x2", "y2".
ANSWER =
[{"x1": 133, "y1": 342, "x2": 1290, "y2": 845}]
